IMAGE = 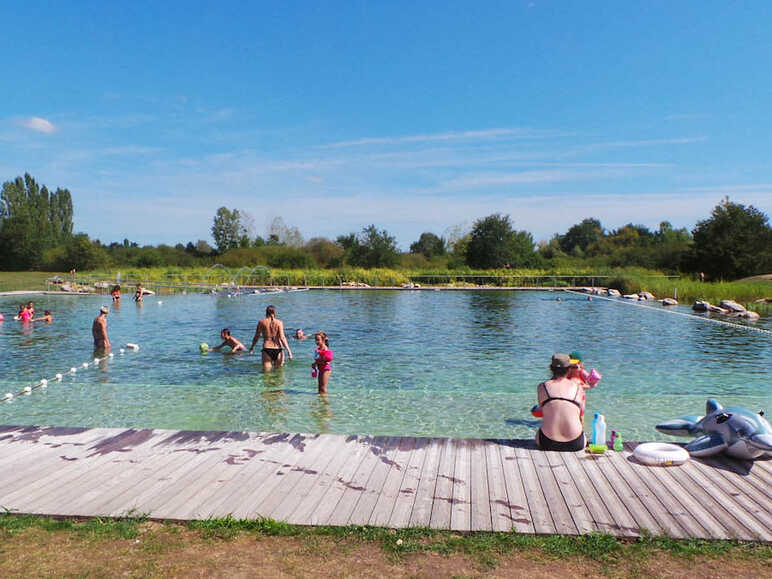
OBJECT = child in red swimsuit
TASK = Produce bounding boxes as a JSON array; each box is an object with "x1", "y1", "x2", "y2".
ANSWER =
[{"x1": 311, "y1": 331, "x2": 333, "y2": 394}]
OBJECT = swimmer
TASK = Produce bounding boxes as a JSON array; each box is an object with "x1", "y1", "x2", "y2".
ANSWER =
[
  {"x1": 249, "y1": 305, "x2": 293, "y2": 371},
  {"x1": 34, "y1": 310, "x2": 53, "y2": 324},
  {"x1": 27, "y1": 301, "x2": 35, "y2": 318},
  {"x1": 295, "y1": 329, "x2": 308, "y2": 340},
  {"x1": 210, "y1": 328, "x2": 246, "y2": 353},
  {"x1": 111, "y1": 284, "x2": 121, "y2": 302},
  {"x1": 311, "y1": 330, "x2": 333, "y2": 394},
  {"x1": 17, "y1": 304, "x2": 32, "y2": 323},
  {"x1": 92, "y1": 306, "x2": 111, "y2": 352},
  {"x1": 134, "y1": 284, "x2": 144, "y2": 302}
]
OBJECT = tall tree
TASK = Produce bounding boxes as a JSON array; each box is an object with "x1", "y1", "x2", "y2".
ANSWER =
[
  {"x1": 211, "y1": 207, "x2": 246, "y2": 253},
  {"x1": 0, "y1": 173, "x2": 73, "y2": 269},
  {"x1": 337, "y1": 225, "x2": 399, "y2": 268},
  {"x1": 690, "y1": 198, "x2": 772, "y2": 280},
  {"x1": 559, "y1": 218, "x2": 603, "y2": 256},
  {"x1": 409, "y1": 232, "x2": 446, "y2": 258},
  {"x1": 466, "y1": 213, "x2": 539, "y2": 269}
]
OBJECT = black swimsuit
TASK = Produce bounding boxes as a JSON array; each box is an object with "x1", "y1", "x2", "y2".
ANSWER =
[
  {"x1": 537, "y1": 382, "x2": 586, "y2": 452},
  {"x1": 262, "y1": 347, "x2": 282, "y2": 361}
]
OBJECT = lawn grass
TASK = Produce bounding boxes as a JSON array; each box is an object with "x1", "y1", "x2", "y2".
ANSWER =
[
  {"x1": 0, "y1": 271, "x2": 63, "y2": 292},
  {"x1": 3, "y1": 513, "x2": 769, "y2": 566}
]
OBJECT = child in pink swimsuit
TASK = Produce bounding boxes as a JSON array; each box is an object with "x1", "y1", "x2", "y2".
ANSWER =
[{"x1": 311, "y1": 331, "x2": 333, "y2": 394}]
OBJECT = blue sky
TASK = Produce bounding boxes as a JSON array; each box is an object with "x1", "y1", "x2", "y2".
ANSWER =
[{"x1": 1, "y1": 1, "x2": 771, "y2": 249}]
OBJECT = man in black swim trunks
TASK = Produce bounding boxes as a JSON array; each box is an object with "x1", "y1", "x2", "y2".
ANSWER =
[{"x1": 534, "y1": 353, "x2": 587, "y2": 452}]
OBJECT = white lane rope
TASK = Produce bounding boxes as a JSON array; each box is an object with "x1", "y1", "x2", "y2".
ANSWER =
[
  {"x1": 565, "y1": 290, "x2": 772, "y2": 336},
  {"x1": 2, "y1": 344, "x2": 140, "y2": 402}
]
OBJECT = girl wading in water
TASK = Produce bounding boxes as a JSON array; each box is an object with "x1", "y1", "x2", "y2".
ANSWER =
[
  {"x1": 311, "y1": 330, "x2": 333, "y2": 394},
  {"x1": 250, "y1": 305, "x2": 293, "y2": 371}
]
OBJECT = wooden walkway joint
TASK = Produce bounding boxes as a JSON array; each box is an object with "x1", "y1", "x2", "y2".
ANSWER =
[{"x1": 0, "y1": 426, "x2": 769, "y2": 541}]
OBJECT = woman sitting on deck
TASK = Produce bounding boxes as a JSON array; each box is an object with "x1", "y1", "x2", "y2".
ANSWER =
[{"x1": 535, "y1": 353, "x2": 587, "y2": 452}]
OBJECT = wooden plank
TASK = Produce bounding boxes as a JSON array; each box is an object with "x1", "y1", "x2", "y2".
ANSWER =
[
  {"x1": 568, "y1": 451, "x2": 640, "y2": 537},
  {"x1": 676, "y1": 460, "x2": 767, "y2": 541},
  {"x1": 0, "y1": 429, "x2": 162, "y2": 514},
  {"x1": 163, "y1": 434, "x2": 274, "y2": 520},
  {"x1": 309, "y1": 435, "x2": 375, "y2": 526},
  {"x1": 512, "y1": 444, "x2": 553, "y2": 534},
  {"x1": 485, "y1": 440, "x2": 514, "y2": 532},
  {"x1": 583, "y1": 452, "x2": 660, "y2": 536},
  {"x1": 388, "y1": 437, "x2": 428, "y2": 528},
  {"x1": 408, "y1": 438, "x2": 443, "y2": 528},
  {"x1": 688, "y1": 458, "x2": 772, "y2": 532},
  {"x1": 449, "y1": 438, "x2": 472, "y2": 532},
  {"x1": 142, "y1": 437, "x2": 263, "y2": 520},
  {"x1": 561, "y1": 451, "x2": 627, "y2": 535},
  {"x1": 469, "y1": 439, "x2": 492, "y2": 531},
  {"x1": 204, "y1": 433, "x2": 322, "y2": 519},
  {"x1": 34, "y1": 432, "x2": 186, "y2": 517},
  {"x1": 544, "y1": 450, "x2": 594, "y2": 534},
  {"x1": 346, "y1": 437, "x2": 400, "y2": 525},
  {"x1": 706, "y1": 455, "x2": 772, "y2": 496},
  {"x1": 287, "y1": 435, "x2": 368, "y2": 525},
  {"x1": 642, "y1": 458, "x2": 731, "y2": 539},
  {"x1": 604, "y1": 451, "x2": 687, "y2": 538},
  {"x1": 369, "y1": 437, "x2": 415, "y2": 527},
  {"x1": 264, "y1": 434, "x2": 343, "y2": 521},
  {"x1": 0, "y1": 428, "x2": 118, "y2": 493},
  {"x1": 531, "y1": 446, "x2": 577, "y2": 535},
  {"x1": 231, "y1": 434, "x2": 329, "y2": 519},
  {"x1": 429, "y1": 438, "x2": 456, "y2": 529},
  {"x1": 702, "y1": 456, "x2": 772, "y2": 517},
  {"x1": 92, "y1": 436, "x2": 225, "y2": 518},
  {"x1": 325, "y1": 436, "x2": 392, "y2": 526}
]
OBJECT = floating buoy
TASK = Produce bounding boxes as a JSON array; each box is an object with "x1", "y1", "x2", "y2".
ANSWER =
[
  {"x1": 70, "y1": 367, "x2": 77, "y2": 373},
  {"x1": 3, "y1": 393, "x2": 12, "y2": 400},
  {"x1": 157, "y1": 300, "x2": 163, "y2": 305},
  {"x1": 23, "y1": 386, "x2": 32, "y2": 395},
  {"x1": 126, "y1": 343, "x2": 139, "y2": 351},
  {"x1": 94, "y1": 357, "x2": 100, "y2": 364},
  {"x1": 40, "y1": 379, "x2": 48, "y2": 388},
  {"x1": 119, "y1": 349, "x2": 125, "y2": 354},
  {"x1": 82, "y1": 362, "x2": 89, "y2": 368},
  {"x1": 55, "y1": 373, "x2": 62, "y2": 381},
  {"x1": 108, "y1": 353, "x2": 114, "y2": 358}
]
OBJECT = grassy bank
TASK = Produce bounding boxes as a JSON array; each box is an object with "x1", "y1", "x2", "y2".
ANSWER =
[
  {"x1": 1, "y1": 268, "x2": 770, "y2": 307},
  {"x1": 1, "y1": 514, "x2": 769, "y2": 576}
]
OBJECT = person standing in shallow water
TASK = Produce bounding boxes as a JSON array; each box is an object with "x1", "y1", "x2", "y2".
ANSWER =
[
  {"x1": 249, "y1": 305, "x2": 292, "y2": 371},
  {"x1": 311, "y1": 330, "x2": 333, "y2": 394},
  {"x1": 92, "y1": 306, "x2": 110, "y2": 353}
]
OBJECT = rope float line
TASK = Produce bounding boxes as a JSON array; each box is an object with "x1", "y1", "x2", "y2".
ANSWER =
[
  {"x1": 564, "y1": 290, "x2": 772, "y2": 336},
  {"x1": 2, "y1": 343, "x2": 140, "y2": 402}
]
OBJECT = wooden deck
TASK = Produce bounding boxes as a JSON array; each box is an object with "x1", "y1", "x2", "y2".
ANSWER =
[{"x1": 0, "y1": 425, "x2": 769, "y2": 541}]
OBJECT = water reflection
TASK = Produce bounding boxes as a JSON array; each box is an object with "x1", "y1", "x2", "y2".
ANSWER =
[{"x1": 310, "y1": 395, "x2": 333, "y2": 433}]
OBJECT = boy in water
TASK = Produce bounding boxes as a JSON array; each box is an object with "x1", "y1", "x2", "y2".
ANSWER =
[{"x1": 211, "y1": 328, "x2": 246, "y2": 353}]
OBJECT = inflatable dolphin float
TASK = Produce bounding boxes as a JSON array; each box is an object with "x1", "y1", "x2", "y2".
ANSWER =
[{"x1": 656, "y1": 399, "x2": 772, "y2": 459}]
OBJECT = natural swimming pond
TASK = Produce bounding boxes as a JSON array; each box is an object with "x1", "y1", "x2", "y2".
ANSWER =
[{"x1": 0, "y1": 291, "x2": 770, "y2": 441}]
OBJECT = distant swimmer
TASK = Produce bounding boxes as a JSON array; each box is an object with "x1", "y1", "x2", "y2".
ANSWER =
[
  {"x1": 210, "y1": 328, "x2": 246, "y2": 353},
  {"x1": 250, "y1": 305, "x2": 293, "y2": 371},
  {"x1": 134, "y1": 284, "x2": 144, "y2": 303},
  {"x1": 295, "y1": 329, "x2": 308, "y2": 340},
  {"x1": 111, "y1": 284, "x2": 121, "y2": 302},
  {"x1": 34, "y1": 310, "x2": 53, "y2": 324},
  {"x1": 92, "y1": 306, "x2": 111, "y2": 352}
]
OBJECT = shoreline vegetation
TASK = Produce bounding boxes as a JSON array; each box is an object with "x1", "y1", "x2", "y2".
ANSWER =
[
  {"x1": 0, "y1": 514, "x2": 769, "y2": 576},
  {"x1": 0, "y1": 268, "x2": 770, "y2": 309}
]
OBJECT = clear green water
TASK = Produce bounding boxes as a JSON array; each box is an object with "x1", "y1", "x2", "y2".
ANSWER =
[{"x1": 0, "y1": 291, "x2": 769, "y2": 440}]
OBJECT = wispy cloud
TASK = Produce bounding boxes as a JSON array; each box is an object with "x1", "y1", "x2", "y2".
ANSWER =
[
  {"x1": 20, "y1": 116, "x2": 56, "y2": 134},
  {"x1": 323, "y1": 127, "x2": 573, "y2": 148}
]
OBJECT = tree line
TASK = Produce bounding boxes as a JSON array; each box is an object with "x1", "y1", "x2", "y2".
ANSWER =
[{"x1": 1, "y1": 173, "x2": 771, "y2": 280}]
